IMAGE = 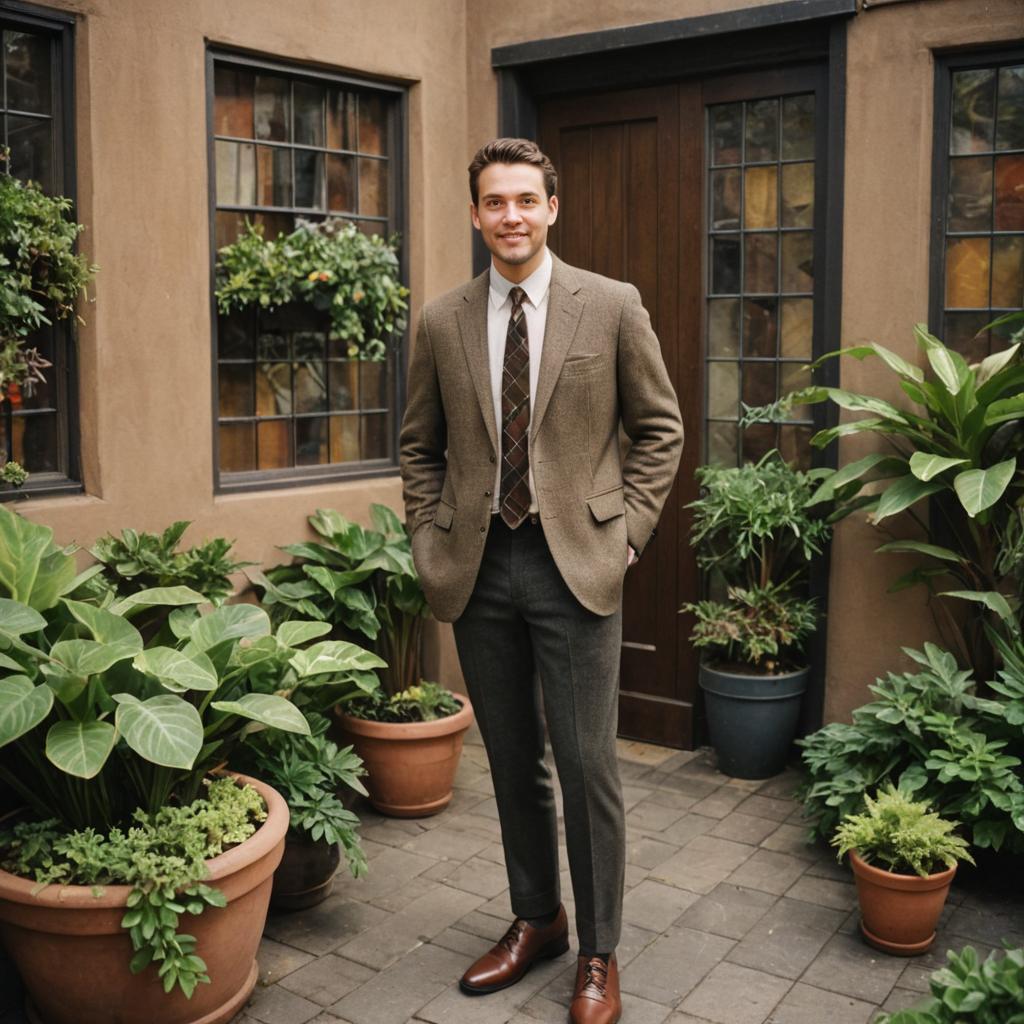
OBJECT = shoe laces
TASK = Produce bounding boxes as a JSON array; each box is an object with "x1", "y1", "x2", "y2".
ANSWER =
[
  {"x1": 498, "y1": 918, "x2": 528, "y2": 954},
  {"x1": 582, "y1": 956, "x2": 609, "y2": 995}
]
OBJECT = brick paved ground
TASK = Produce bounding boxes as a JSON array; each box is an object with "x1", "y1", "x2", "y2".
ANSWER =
[{"x1": 2, "y1": 725, "x2": 1021, "y2": 1024}]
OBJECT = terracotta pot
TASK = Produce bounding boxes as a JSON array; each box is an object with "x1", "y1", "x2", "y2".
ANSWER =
[
  {"x1": 0, "y1": 774, "x2": 287, "y2": 1024},
  {"x1": 335, "y1": 692, "x2": 474, "y2": 818},
  {"x1": 849, "y1": 849, "x2": 957, "y2": 956},
  {"x1": 271, "y1": 835, "x2": 341, "y2": 911}
]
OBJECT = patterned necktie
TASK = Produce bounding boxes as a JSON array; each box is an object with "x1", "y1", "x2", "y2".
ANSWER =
[{"x1": 500, "y1": 286, "x2": 531, "y2": 528}]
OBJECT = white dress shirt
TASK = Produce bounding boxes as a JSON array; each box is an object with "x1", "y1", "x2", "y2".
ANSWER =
[{"x1": 487, "y1": 248, "x2": 552, "y2": 514}]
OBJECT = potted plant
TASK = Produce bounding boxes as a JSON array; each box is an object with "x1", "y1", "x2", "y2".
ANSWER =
[
  {"x1": 0, "y1": 506, "x2": 381, "y2": 1023},
  {"x1": 253, "y1": 504, "x2": 474, "y2": 817},
  {"x1": 681, "y1": 451, "x2": 830, "y2": 779},
  {"x1": 832, "y1": 785, "x2": 975, "y2": 956},
  {"x1": 215, "y1": 217, "x2": 409, "y2": 363}
]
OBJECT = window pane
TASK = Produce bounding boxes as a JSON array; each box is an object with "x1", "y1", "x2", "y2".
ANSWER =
[
  {"x1": 742, "y1": 361, "x2": 776, "y2": 409},
  {"x1": 707, "y1": 362, "x2": 739, "y2": 419},
  {"x1": 256, "y1": 362, "x2": 292, "y2": 415},
  {"x1": 254, "y1": 211, "x2": 294, "y2": 240},
  {"x1": 744, "y1": 233, "x2": 777, "y2": 294},
  {"x1": 707, "y1": 421, "x2": 738, "y2": 466},
  {"x1": 219, "y1": 308, "x2": 255, "y2": 359},
  {"x1": 219, "y1": 422, "x2": 255, "y2": 472},
  {"x1": 711, "y1": 236, "x2": 741, "y2": 294},
  {"x1": 709, "y1": 104, "x2": 742, "y2": 166},
  {"x1": 780, "y1": 361, "x2": 810, "y2": 398},
  {"x1": 778, "y1": 425, "x2": 814, "y2": 470},
  {"x1": 329, "y1": 414, "x2": 359, "y2": 463},
  {"x1": 992, "y1": 235, "x2": 1024, "y2": 308},
  {"x1": 257, "y1": 419, "x2": 291, "y2": 469},
  {"x1": 951, "y1": 68, "x2": 995, "y2": 154},
  {"x1": 214, "y1": 67, "x2": 254, "y2": 138},
  {"x1": 944, "y1": 311, "x2": 991, "y2": 362},
  {"x1": 710, "y1": 168, "x2": 740, "y2": 230},
  {"x1": 741, "y1": 423, "x2": 775, "y2": 463},
  {"x1": 745, "y1": 99, "x2": 778, "y2": 163},
  {"x1": 5, "y1": 31, "x2": 51, "y2": 114},
  {"x1": 945, "y1": 236, "x2": 991, "y2": 308},
  {"x1": 744, "y1": 165, "x2": 777, "y2": 229},
  {"x1": 293, "y1": 81, "x2": 324, "y2": 147},
  {"x1": 254, "y1": 75, "x2": 290, "y2": 141},
  {"x1": 743, "y1": 298, "x2": 777, "y2": 358},
  {"x1": 994, "y1": 155, "x2": 1024, "y2": 231},
  {"x1": 360, "y1": 360, "x2": 387, "y2": 409},
  {"x1": 294, "y1": 361, "x2": 327, "y2": 414},
  {"x1": 327, "y1": 154, "x2": 356, "y2": 211},
  {"x1": 256, "y1": 145, "x2": 293, "y2": 207},
  {"x1": 296, "y1": 416, "x2": 329, "y2": 465},
  {"x1": 327, "y1": 89, "x2": 356, "y2": 150},
  {"x1": 781, "y1": 232, "x2": 814, "y2": 293},
  {"x1": 358, "y1": 157, "x2": 388, "y2": 216},
  {"x1": 219, "y1": 364, "x2": 254, "y2": 417},
  {"x1": 707, "y1": 298, "x2": 740, "y2": 357},
  {"x1": 216, "y1": 211, "x2": 247, "y2": 249},
  {"x1": 996, "y1": 66, "x2": 1024, "y2": 150},
  {"x1": 362, "y1": 413, "x2": 388, "y2": 460},
  {"x1": 7, "y1": 115, "x2": 52, "y2": 191},
  {"x1": 947, "y1": 156, "x2": 992, "y2": 232},
  {"x1": 295, "y1": 150, "x2": 325, "y2": 209},
  {"x1": 781, "y1": 94, "x2": 815, "y2": 161},
  {"x1": 215, "y1": 141, "x2": 256, "y2": 206},
  {"x1": 12, "y1": 413, "x2": 57, "y2": 473},
  {"x1": 329, "y1": 361, "x2": 358, "y2": 410},
  {"x1": 781, "y1": 162, "x2": 815, "y2": 228},
  {"x1": 357, "y1": 93, "x2": 387, "y2": 154},
  {"x1": 780, "y1": 297, "x2": 813, "y2": 360}
]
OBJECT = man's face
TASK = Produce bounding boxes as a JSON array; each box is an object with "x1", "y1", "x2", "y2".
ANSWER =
[{"x1": 471, "y1": 162, "x2": 558, "y2": 281}]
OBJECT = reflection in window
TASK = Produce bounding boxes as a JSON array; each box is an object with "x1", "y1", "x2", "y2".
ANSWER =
[
  {"x1": 211, "y1": 58, "x2": 401, "y2": 480},
  {"x1": 705, "y1": 94, "x2": 816, "y2": 469},
  {"x1": 941, "y1": 61, "x2": 1024, "y2": 361}
]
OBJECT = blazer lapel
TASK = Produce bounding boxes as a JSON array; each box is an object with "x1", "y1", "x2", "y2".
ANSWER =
[
  {"x1": 456, "y1": 269, "x2": 498, "y2": 455},
  {"x1": 531, "y1": 255, "x2": 584, "y2": 440}
]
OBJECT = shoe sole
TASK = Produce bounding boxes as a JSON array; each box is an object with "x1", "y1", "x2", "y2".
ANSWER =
[{"x1": 458, "y1": 935, "x2": 570, "y2": 995}]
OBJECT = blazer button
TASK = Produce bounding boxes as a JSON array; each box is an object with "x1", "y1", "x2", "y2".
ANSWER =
[
  {"x1": 489, "y1": 455, "x2": 495, "y2": 463},
  {"x1": 480, "y1": 526, "x2": 486, "y2": 533},
  {"x1": 484, "y1": 490, "x2": 491, "y2": 497}
]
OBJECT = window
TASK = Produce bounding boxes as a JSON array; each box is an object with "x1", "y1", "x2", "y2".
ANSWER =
[
  {"x1": 1, "y1": 9, "x2": 78, "y2": 496},
  {"x1": 704, "y1": 89, "x2": 819, "y2": 469},
  {"x1": 932, "y1": 53, "x2": 1024, "y2": 361},
  {"x1": 208, "y1": 52, "x2": 405, "y2": 489}
]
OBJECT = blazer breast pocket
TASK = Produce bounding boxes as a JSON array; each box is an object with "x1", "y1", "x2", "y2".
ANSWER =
[{"x1": 560, "y1": 353, "x2": 606, "y2": 380}]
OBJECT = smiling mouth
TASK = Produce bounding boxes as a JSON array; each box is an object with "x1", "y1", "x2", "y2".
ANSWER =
[{"x1": 500, "y1": 233, "x2": 528, "y2": 241}]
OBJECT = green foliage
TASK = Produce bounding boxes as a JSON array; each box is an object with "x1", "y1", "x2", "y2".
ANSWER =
[
  {"x1": 254, "y1": 504, "x2": 428, "y2": 698},
  {"x1": 0, "y1": 152, "x2": 97, "y2": 397},
  {"x1": 876, "y1": 945, "x2": 1024, "y2": 1024},
  {"x1": 681, "y1": 452, "x2": 831, "y2": 671},
  {"x1": 0, "y1": 461, "x2": 28, "y2": 487},
  {"x1": 215, "y1": 219, "x2": 409, "y2": 362},
  {"x1": 237, "y1": 713, "x2": 368, "y2": 878},
  {"x1": 832, "y1": 783, "x2": 974, "y2": 876},
  {"x1": 0, "y1": 777, "x2": 264, "y2": 999},
  {"x1": 346, "y1": 681, "x2": 461, "y2": 724},
  {"x1": 798, "y1": 643, "x2": 1024, "y2": 854}
]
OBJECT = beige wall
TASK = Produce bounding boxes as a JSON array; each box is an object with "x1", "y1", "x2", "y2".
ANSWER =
[{"x1": 18, "y1": 0, "x2": 1024, "y2": 726}]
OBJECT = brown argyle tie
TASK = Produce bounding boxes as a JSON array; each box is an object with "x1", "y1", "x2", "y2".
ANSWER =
[{"x1": 500, "y1": 286, "x2": 531, "y2": 528}]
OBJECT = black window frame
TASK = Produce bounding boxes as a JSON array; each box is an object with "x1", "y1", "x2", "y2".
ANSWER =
[
  {"x1": 0, "y1": 0, "x2": 81, "y2": 500},
  {"x1": 929, "y1": 45, "x2": 1024, "y2": 350},
  {"x1": 205, "y1": 47, "x2": 408, "y2": 494}
]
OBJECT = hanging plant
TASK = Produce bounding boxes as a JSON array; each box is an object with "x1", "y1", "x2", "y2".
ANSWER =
[{"x1": 214, "y1": 218, "x2": 409, "y2": 362}]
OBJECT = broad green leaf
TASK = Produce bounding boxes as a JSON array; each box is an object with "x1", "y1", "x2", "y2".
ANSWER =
[
  {"x1": 63, "y1": 599, "x2": 144, "y2": 652},
  {"x1": 975, "y1": 342, "x2": 1020, "y2": 385},
  {"x1": 111, "y1": 586, "x2": 209, "y2": 617},
  {"x1": 869, "y1": 342, "x2": 925, "y2": 383},
  {"x1": 870, "y1": 475, "x2": 945, "y2": 524},
  {"x1": 820, "y1": 388, "x2": 911, "y2": 423},
  {"x1": 941, "y1": 590, "x2": 1017, "y2": 624},
  {"x1": 115, "y1": 694, "x2": 203, "y2": 769},
  {"x1": 230, "y1": 635, "x2": 282, "y2": 668},
  {"x1": 39, "y1": 664, "x2": 90, "y2": 704},
  {"x1": 811, "y1": 418, "x2": 886, "y2": 448},
  {"x1": 0, "y1": 507, "x2": 77, "y2": 610},
  {"x1": 277, "y1": 542, "x2": 349, "y2": 567},
  {"x1": 953, "y1": 458, "x2": 1016, "y2": 517},
  {"x1": 876, "y1": 540, "x2": 963, "y2": 563},
  {"x1": 133, "y1": 647, "x2": 218, "y2": 693},
  {"x1": 915, "y1": 323, "x2": 970, "y2": 395},
  {"x1": 46, "y1": 719, "x2": 116, "y2": 778},
  {"x1": 187, "y1": 603, "x2": 270, "y2": 653},
  {"x1": 908, "y1": 452, "x2": 968, "y2": 481},
  {"x1": 0, "y1": 599, "x2": 47, "y2": 636},
  {"x1": 304, "y1": 565, "x2": 374, "y2": 598},
  {"x1": 289, "y1": 640, "x2": 387, "y2": 677},
  {"x1": 210, "y1": 693, "x2": 310, "y2": 734},
  {"x1": 984, "y1": 393, "x2": 1024, "y2": 427},
  {"x1": 49, "y1": 638, "x2": 139, "y2": 676},
  {"x1": 369, "y1": 503, "x2": 405, "y2": 539},
  {"x1": 807, "y1": 453, "x2": 905, "y2": 505},
  {"x1": 0, "y1": 676, "x2": 53, "y2": 746},
  {"x1": 276, "y1": 620, "x2": 333, "y2": 648}
]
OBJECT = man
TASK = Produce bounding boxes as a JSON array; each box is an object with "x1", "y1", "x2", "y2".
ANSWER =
[{"x1": 399, "y1": 138, "x2": 683, "y2": 1024}]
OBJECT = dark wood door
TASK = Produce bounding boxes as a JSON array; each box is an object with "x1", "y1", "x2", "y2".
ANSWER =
[{"x1": 540, "y1": 84, "x2": 704, "y2": 748}]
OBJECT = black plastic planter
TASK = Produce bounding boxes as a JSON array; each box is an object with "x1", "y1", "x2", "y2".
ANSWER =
[{"x1": 698, "y1": 662, "x2": 809, "y2": 780}]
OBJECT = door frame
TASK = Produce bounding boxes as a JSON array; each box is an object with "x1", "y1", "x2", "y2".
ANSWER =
[{"x1": 486, "y1": 0, "x2": 853, "y2": 738}]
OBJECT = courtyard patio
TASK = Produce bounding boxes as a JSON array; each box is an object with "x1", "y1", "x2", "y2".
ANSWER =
[{"x1": 7, "y1": 721, "x2": 1017, "y2": 1024}]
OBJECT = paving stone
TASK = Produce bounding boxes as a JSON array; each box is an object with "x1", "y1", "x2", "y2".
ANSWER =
[
  {"x1": 477, "y1": 888, "x2": 515, "y2": 919},
  {"x1": 622, "y1": 784, "x2": 656, "y2": 810},
  {"x1": 660, "y1": 813, "x2": 719, "y2": 847},
  {"x1": 676, "y1": 884, "x2": 776, "y2": 940},
  {"x1": 727, "y1": 896, "x2": 846, "y2": 979},
  {"x1": 645, "y1": 771, "x2": 721, "y2": 800},
  {"x1": 786, "y1": 873, "x2": 857, "y2": 911},
  {"x1": 877, "y1": 987, "x2": 930, "y2": 1015},
  {"x1": 331, "y1": 942, "x2": 467, "y2": 1024},
  {"x1": 627, "y1": 799, "x2": 690, "y2": 832},
  {"x1": 615, "y1": 992, "x2": 675, "y2": 1023},
  {"x1": 358, "y1": 818, "x2": 424, "y2": 848},
  {"x1": 645, "y1": 788, "x2": 701, "y2": 811},
  {"x1": 896, "y1": 939, "x2": 996, "y2": 994},
  {"x1": 727, "y1": 849, "x2": 809, "y2": 896},
  {"x1": 652, "y1": 834, "x2": 754, "y2": 895},
  {"x1": 800, "y1": 932, "x2": 906, "y2": 1004},
  {"x1": 626, "y1": 831, "x2": 683, "y2": 870},
  {"x1": 624, "y1": 862, "x2": 650, "y2": 889},
  {"x1": 452, "y1": 908, "x2": 514, "y2": 942},
  {"x1": 274, "y1": 953, "x2": 376, "y2": 1006},
  {"x1": 332, "y1": 847, "x2": 435, "y2": 904},
  {"x1": 245, "y1": 984, "x2": 323, "y2": 1024},
  {"x1": 664, "y1": 1015, "x2": 717, "y2": 1024},
  {"x1": 620, "y1": 927, "x2": 735, "y2": 1006},
  {"x1": 623, "y1": 879, "x2": 700, "y2": 932},
  {"x1": 755, "y1": 770, "x2": 804, "y2": 801},
  {"x1": 398, "y1": 827, "x2": 491, "y2": 862},
  {"x1": 263, "y1": 897, "x2": 390, "y2": 956},
  {"x1": 945, "y1": 901, "x2": 1024, "y2": 948},
  {"x1": 478, "y1": 841, "x2": 507, "y2": 865},
  {"x1": 803, "y1": 856, "x2": 852, "y2": 883},
  {"x1": 618, "y1": 921, "x2": 662, "y2": 968},
  {"x1": 680, "y1": 961, "x2": 791, "y2": 1024},
  {"x1": 429, "y1": 926, "x2": 494, "y2": 959},
  {"x1": 733, "y1": 795, "x2": 796, "y2": 822},
  {"x1": 766, "y1": 983, "x2": 875, "y2": 1024},
  {"x1": 688, "y1": 789, "x2": 749, "y2": 820},
  {"x1": 760, "y1": 823, "x2": 819, "y2": 860},
  {"x1": 426, "y1": 854, "x2": 509, "y2": 897},
  {"x1": 710, "y1": 813, "x2": 779, "y2": 846},
  {"x1": 442, "y1": 810, "x2": 503, "y2": 840},
  {"x1": 335, "y1": 882, "x2": 483, "y2": 969},
  {"x1": 257, "y1": 938, "x2": 316, "y2": 985},
  {"x1": 363, "y1": 873, "x2": 437, "y2": 913}
]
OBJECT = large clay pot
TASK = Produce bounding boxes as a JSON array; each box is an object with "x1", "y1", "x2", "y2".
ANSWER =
[
  {"x1": 0, "y1": 774, "x2": 287, "y2": 1024},
  {"x1": 849, "y1": 849, "x2": 957, "y2": 956},
  {"x1": 336, "y1": 692, "x2": 474, "y2": 818},
  {"x1": 271, "y1": 836, "x2": 341, "y2": 911}
]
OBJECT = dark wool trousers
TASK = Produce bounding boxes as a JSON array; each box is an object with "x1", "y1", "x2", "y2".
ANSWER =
[{"x1": 452, "y1": 515, "x2": 626, "y2": 954}]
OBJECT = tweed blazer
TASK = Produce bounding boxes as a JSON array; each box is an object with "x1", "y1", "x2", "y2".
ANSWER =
[{"x1": 399, "y1": 253, "x2": 683, "y2": 622}]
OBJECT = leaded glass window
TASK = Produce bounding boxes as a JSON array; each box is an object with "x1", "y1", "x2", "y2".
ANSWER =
[
  {"x1": 210, "y1": 55, "x2": 403, "y2": 486},
  {"x1": 704, "y1": 93, "x2": 817, "y2": 468}
]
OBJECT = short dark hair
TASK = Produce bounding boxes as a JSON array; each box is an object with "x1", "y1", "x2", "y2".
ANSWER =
[{"x1": 468, "y1": 138, "x2": 558, "y2": 205}]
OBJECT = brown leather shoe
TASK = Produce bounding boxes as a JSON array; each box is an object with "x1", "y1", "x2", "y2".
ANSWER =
[
  {"x1": 570, "y1": 954, "x2": 621, "y2": 1024},
  {"x1": 459, "y1": 906, "x2": 569, "y2": 994}
]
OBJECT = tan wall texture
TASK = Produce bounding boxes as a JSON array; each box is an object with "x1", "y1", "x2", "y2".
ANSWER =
[{"x1": 17, "y1": 0, "x2": 1024, "y2": 727}]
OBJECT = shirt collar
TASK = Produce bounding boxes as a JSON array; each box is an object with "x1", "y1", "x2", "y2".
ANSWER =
[{"x1": 488, "y1": 248, "x2": 552, "y2": 310}]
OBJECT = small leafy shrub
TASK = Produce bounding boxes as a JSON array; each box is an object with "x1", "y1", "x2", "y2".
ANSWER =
[
  {"x1": 832, "y1": 784, "x2": 974, "y2": 876},
  {"x1": 876, "y1": 945, "x2": 1024, "y2": 1023},
  {"x1": 0, "y1": 777, "x2": 264, "y2": 998},
  {"x1": 215, "y1": 219, "x2": 409, "y2": 362},
  {"x1": 346, "y1": 682, "x2": 461, "y2": 724},
  {"x1": 799, "y1": 644, "x2": 1024, "y2": 854}
]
